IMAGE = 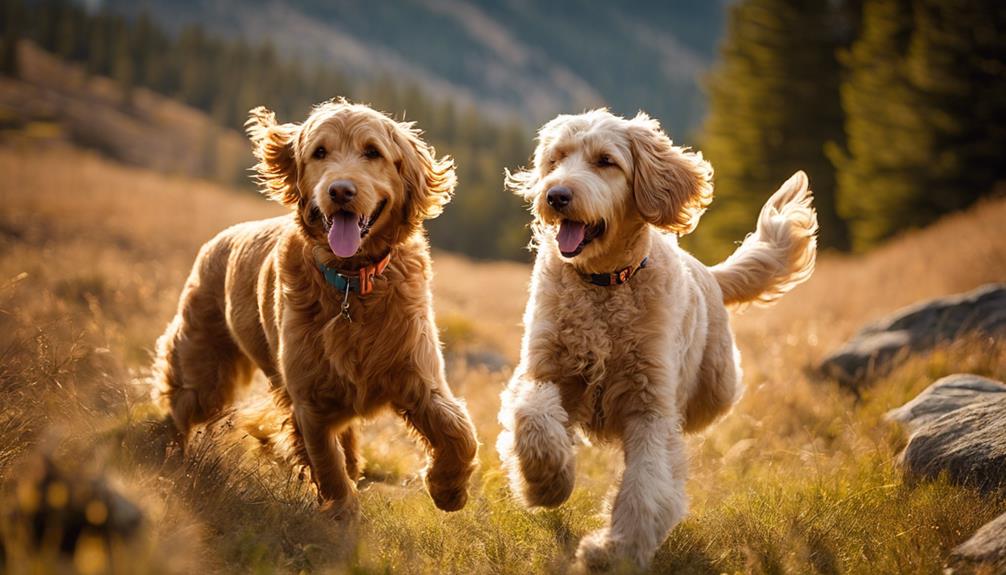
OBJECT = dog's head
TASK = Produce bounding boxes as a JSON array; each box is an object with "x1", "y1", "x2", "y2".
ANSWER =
[
  {"x1": 508, "y1": 109, "x2": 712, "y2": 266},
  {"x1": 246, "y1": 99, "x2": 455, "y2": 259}
]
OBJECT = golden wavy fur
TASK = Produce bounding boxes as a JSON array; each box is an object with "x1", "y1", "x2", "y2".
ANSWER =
[
  {"x1": 497, "y1": 109, "x2": 817, "y2": 570},
  {"x1": 153, "y1": 99, "x2": 478, "y2": 520}
]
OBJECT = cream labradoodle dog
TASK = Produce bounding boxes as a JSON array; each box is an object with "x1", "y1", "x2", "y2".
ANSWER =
[
  {"x1": 497, "y1": 109, "x2": 817, "y2": 569},
  {"x1": 154, "y1": 100, "x2": 478, "y2": 520}
]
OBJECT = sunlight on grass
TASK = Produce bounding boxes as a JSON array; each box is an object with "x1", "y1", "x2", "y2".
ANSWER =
[{"x1": 1, "y1": 147, "x2": 1004, "y2": 573}]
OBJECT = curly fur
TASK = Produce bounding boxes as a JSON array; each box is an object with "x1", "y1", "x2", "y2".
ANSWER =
[
  {"x1": 497, "y1": 109, "x2": 817, "y2": 569},
  {"x1": 153, "y1": 99, "x2": 478, "y2": 520},
  {"x1": 711, "y1": 170, "x2": 818, "y2": 307}
]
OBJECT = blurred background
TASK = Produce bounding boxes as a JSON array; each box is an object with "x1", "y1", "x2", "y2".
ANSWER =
[{"x1": 3, "y1": 0, "x2": 1001, "y2": 262}]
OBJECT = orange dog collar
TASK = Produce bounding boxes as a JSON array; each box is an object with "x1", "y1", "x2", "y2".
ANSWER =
[{"x1": 318, "y1": 251, "x2": 392, "y2": 296}]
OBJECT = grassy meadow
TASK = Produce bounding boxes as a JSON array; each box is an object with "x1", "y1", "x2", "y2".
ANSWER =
[{"x1": 1, "y1": 143, "x2": 1005, "y2": 574}]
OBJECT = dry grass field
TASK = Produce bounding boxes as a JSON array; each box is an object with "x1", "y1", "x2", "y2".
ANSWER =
[{"x1": 1, "y1": 143, "x2": 1004, "y2": 574}]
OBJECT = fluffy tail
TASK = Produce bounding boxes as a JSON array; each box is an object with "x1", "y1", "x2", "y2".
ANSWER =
[{"x1": 711, "y1": 171, "x2": 818, "y2": 307}]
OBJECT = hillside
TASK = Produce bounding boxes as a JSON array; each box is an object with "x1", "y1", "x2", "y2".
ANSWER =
[
  {"x1": 1, "y1": 141, "x2": 1004, "y2": 573},
  {"x1": 0, "y1": 37, "x2": 535, "y2": 260},
  {"x1": 100, "y1": 0, "x2": 725, "y2": 135},
  {"x1": 0, "y1": 42, "x2": 251, "y2": 185}
]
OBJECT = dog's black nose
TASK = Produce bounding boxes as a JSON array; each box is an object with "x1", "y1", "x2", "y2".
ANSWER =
[
  {"x1": 328, "y1": 180, "x2": 356, "y2": 204},
  {"x1": 546, "y1": 186, "x2": 572, "y2": 210}
]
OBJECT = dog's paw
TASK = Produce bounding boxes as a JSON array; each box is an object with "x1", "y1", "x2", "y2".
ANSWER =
[
  {"x1": 319, "y1": 495, "x2": 360, "y2": 525},
  {"x1": 573, "y1": 529, "x2": 639, "y2": 574},
  {"x1": 521, "y1": 456, "x2": 574, "y2": 508},
  {"x1": 498, "y1": 426, "x2": 575, "y2": 508},
  {"x1": 574, "y1": 528, "x2": 614, "y2": 573},
  {"x1": 427, "y1": 478, "x2": 469, "y2": 512}
]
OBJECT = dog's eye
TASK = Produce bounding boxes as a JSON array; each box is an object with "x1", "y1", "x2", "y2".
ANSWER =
[
  {"x1": 312, "y1": 146, "x2": 327, "y2": 160},
  {"x1": 596, "y1": 154, "x2": 615, "y2": 168},
  {"x1": 363, "y1": 146, "x2": 382, "y2": 160}
]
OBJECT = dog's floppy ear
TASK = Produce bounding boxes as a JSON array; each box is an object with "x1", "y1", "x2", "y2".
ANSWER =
[
  {"x1": 506, "y1": 116, "x2": 564, "y2": 202},
  {"x1": 504, "y1": 165, "x2": 537, "y2": 202},
  {"x1": 628, "y1": 113, "x2": 713, "y2": 235},
  {"x1": 392, "y1": 120, "x2": 456, "y2": 226},
  {"x1": 246, "y1": 106, "x2": 300, "y2": 206},
  {"x1": 504, "y1": 138, "x2": 543, "y2": 202}
]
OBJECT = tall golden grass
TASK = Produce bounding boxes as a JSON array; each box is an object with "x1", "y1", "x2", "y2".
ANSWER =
[{"x1": 1, "y1": 144, "x2": 1004, "y2": 574}]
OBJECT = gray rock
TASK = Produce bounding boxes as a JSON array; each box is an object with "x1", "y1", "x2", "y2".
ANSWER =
[
  {"x1": 952, "y1": 511, "x2": 1006, "y2": 570},
  {"x1": 819, "y1": 284, "x2": 1006, "y2": 387},
  {"x1": 886, "y1": 374, "x2": 1006, "y2": 430},
  {"x1": 900, "y1": 393, "x2": 1006, "y2": 492}
]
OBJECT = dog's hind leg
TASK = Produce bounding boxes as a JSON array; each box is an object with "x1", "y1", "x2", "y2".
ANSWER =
[
  {"x1": 339, "y1": 425, "x2": 363, "y2": 482},
  {"x1": 682, "y1": 301, "x2": 742, "y2": 433},
  {"x1": 154, "y1": 285, "x2": 254, "y2": 448},
  {"x1": 497, "y1": 376, "x2": 578, "y2": 508}
]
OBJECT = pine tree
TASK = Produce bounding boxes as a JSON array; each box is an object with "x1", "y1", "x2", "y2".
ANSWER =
[
  {"x1": 694, "y1": 0, "x2": 851, "y2": 262},
  {"x1": 831, "y1": 0, "x2": 931, "y2": 249},
  {"x1": 1, "y1": 0, "x2": 22, "y2": 77},
  {"x1": 903, "y1": 1, "x2": 1006, "y2": 215},
  {"x1": 110, "y1": 18, "x2": 135, "y2": 107},
  {"x1": 54, "y1": 1, "x2": 77, "y2": 59},
  {"x1": 832, "y1": 0, "x2": 1006, "y2": 250},
  {"x1": 85, "y1": 13, "x2": 110, "y2": 77},
  {"x1": 134, "y1": 12, "x2": 166, "y2": 89},
  {"x1": 176, "y1": 26, "x2": 207, "y2": 107}
]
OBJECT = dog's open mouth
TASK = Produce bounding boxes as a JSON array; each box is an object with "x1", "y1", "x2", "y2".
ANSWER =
[
  {"x1": 320, "y1": 199, "x2": 387, "y2": 257},
  {"x1": 556, "y1": 219, "x2": 605, "y2": 258}
]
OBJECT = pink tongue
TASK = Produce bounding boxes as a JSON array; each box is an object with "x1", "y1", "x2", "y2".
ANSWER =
[
  {"x1": 328, "y1": 212, "x2": 362, "y2": 257},
  {"x1": 556, "y1": 221, "x2": 586, "y2": 254}
]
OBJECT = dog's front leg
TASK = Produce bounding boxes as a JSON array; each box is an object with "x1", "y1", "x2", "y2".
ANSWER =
[
  {"x1": 395, "y1": 379, "x2": 478, "y2": 512},
  {"x1": 497, "y1": 374, "x2": 578, "y2": 508},
  {"x1": 575, "y1": 411, "x2": 687, "y2": 571},
  {"x1": 292, "y1": 403, "x2": 359, "y2": 521}
]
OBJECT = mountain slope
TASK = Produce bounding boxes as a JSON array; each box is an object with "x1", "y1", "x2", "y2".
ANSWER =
[
  {"x1": 0, "y1": 41, "x2": 250, "y2": 184},
  {"x1": 100, "y1": 0, "x2": 725, "y2": 134}
]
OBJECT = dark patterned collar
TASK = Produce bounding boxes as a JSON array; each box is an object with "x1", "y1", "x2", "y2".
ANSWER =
[{"x1": 582, "y1": 256, "x2": 649, "y2": 287}]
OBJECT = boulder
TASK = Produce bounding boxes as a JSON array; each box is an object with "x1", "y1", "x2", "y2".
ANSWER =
[
  {"x1": 899, "y1": 392, "x2": 1006, "y2": 492},
  {"x1": 951, "y1": 511, "x2": 1006, "y2": 570},
  {"x1": 886, "y1": 374, "x2": 1006, "y2": 430},
  {"x1": 818, "y1": 284, "x2": 1006, "y2": 387}
]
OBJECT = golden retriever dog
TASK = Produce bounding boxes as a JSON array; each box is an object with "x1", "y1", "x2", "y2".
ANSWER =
[
  {"x1": 153, "y1": 99, "x2": 478, "y2": 520},
  {"x1": 497, "y1": 109, "x2": 817, "y2": 570}
]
